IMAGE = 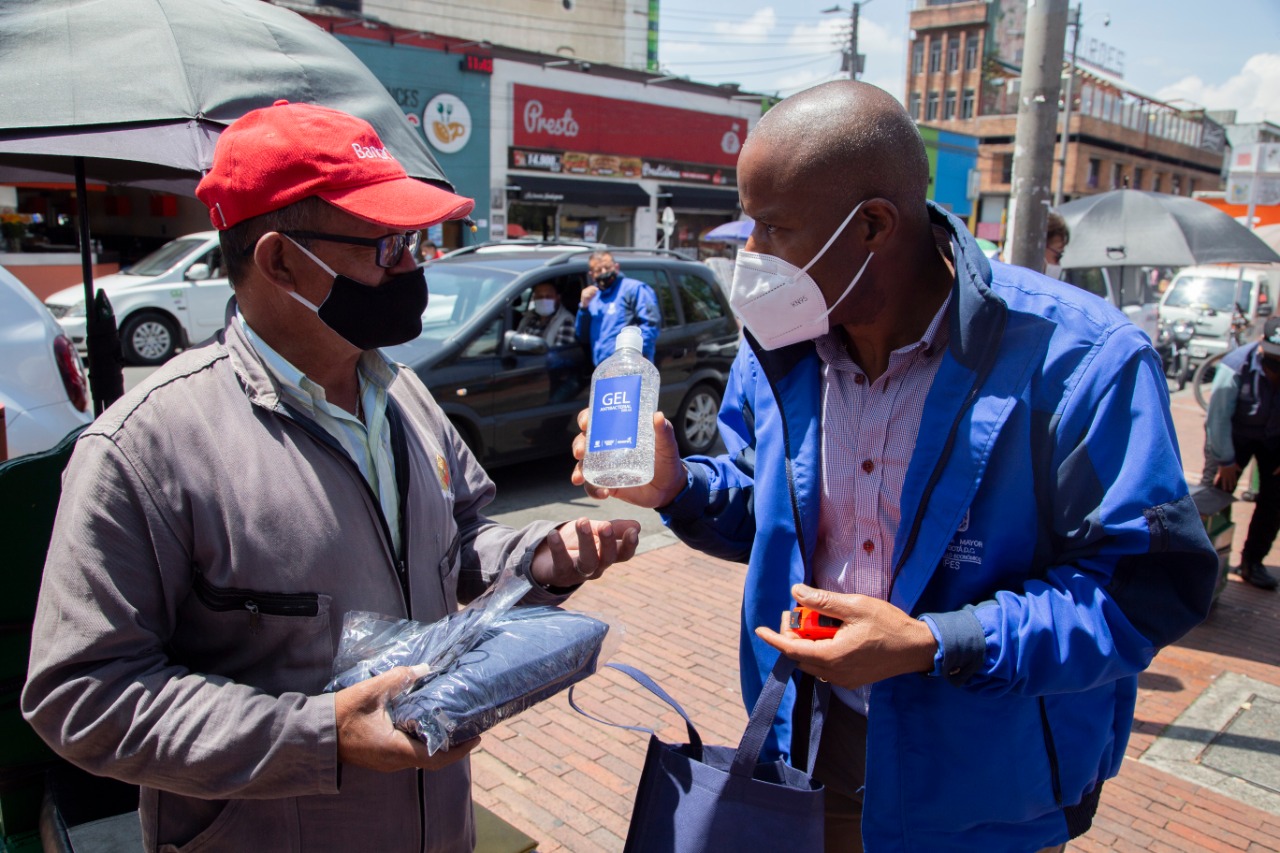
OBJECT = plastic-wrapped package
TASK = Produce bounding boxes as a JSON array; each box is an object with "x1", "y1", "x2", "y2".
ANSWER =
[
  {"x1": 326, "y1": 566, "x2": 532, "y2": 692},
  {"x1": 326, "y1": 565, "x2": 618, "y2": 754},
  {"x1": 392, "y1": 606, "x2": 611, "y2": 754}
]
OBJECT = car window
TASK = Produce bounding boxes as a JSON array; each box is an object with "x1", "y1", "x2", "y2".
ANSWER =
[
  {"x1": 1065, "y1": 268, "x2": 1108, "y2": 299},
  {"x1": 124, "y1": 237, "x2": 211, "y2": 276},
  {"x1": 618, "y1": 267, "x2": 673, "y2": 328},
  {"x1": 197, "y1": 247, "x2": 224, "y2": 278},
  {"x1": 1163, "y1": 276, "x2": 1238, "y2": 312},
  {"x1": 676, "y1": 272, "x2": 726, "y2": 323},
  {"x1": 461, "y1": 317, "x2": 502, "y2": 360}
]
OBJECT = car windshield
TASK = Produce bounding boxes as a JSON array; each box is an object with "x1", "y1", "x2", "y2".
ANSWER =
[
  {"x1": 1163, "y1": 276, "x2": 1240, "y2": 312},
  {"x1": 387, "y1": 263, "x2": 518, "y2": 362},
  {"x1": 124, "y1": 238, "x2": 209, "y2": 276}
]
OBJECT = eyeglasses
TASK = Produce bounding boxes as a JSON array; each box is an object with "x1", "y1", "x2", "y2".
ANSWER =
[{"x1": 281, "y1": 230, "x2": 421, "y2": 269}]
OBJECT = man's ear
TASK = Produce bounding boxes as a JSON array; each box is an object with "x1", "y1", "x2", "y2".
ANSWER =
[
  {"x1": 253, "y1": 232, "x2": 300, "y2": 292},
  {"x1": 859, "y1": 199, "x2": 899, "y2": 252}
]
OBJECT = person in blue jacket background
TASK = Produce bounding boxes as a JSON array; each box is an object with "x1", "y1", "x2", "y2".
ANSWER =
[
  {"x1": 575, "y1": 250, "x2": 660, "y2": 364},
  {"x1": 572, "y1": 81, "x2": 1218, "y2": 852}
]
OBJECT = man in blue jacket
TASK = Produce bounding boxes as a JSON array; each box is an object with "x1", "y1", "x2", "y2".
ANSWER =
[
  {"x1": 1203, "y1": 316, "x2": 1280, "y2": 589},
  {"x1": 573, "y1": 81, "x2": 1217, "y2": 852},
  {"x1": 575, "y1": 250, "x2": 660, "y2": 364}
]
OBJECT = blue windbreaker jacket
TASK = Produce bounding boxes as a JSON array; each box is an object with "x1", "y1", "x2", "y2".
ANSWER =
[
  {"x1": 575, "y1": 274, "x2": 660, "y2": 364},
  {"x1": 660, "y1": 204, "x2": 1218, "y2": 851}
]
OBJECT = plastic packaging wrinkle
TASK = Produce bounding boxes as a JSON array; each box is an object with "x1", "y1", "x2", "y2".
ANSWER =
[{"x1": 326, "y1": 567, "x2": 620, "y2": 755}]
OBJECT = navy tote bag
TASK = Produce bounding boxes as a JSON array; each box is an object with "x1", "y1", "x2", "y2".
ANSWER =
[{"x1": 573, "y1": 656, "x2": 827, "y2": 852}]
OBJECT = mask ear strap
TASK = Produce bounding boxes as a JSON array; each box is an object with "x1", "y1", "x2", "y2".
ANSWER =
[
  {"x1": 281, "y1": 234, "x2": 331, "y2": 313},
  {"x1": 283, "y1": 234, "x2": 338, "y2": 278},
  {"x1": 818, "y1": 250, "x2": 874, "y2": 322},
  {"x1": 798, "y1": 199, "x2": 868, "y2": 277}
]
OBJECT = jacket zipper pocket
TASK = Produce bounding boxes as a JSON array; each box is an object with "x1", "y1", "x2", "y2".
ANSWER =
[
  {"x1": 1038, "y1": 696, "x2": 1064, "y2": 807},
  {"x1": 192, "y1": 572, "x2": 320, "y2": 632}
]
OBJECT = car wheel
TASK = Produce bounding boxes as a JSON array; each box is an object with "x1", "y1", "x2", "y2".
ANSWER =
[
  {"x1": 120, "y1": 312, "x2": 179, "y2": 365},
  {"x1": 675, "y1": 383, "x2": 721, "y2": 456}
]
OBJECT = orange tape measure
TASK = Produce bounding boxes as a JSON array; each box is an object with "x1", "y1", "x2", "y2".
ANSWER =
[{"x1": 787, "y1": 607, "x2": 841, "y2": 640}]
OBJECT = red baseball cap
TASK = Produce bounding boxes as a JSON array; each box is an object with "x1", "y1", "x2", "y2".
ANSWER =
[{"x1": 195, "y1": 100, "x2": 474, "y2": 231}]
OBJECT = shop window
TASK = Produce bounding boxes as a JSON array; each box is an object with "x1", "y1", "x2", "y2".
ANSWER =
[
  {"x1": 929, "y1": 39, "x2": 941, "y2": 73},
  {"x1": 909, "y1": 92, "x2": 921, "y2": 120},
  {"x1": 946, "y1": 37, "x2": 959, "y2": 73},
  {"x1": 1111, "y1": 162, "x2": 1124, "y2": 189},
  {"x1": 961, "y1": 89, "x2": 975, "y2": 119},
  {"x1": 912, "y1": 40, "x2": 924, "y2": 75},
  {"x1": 1087, "y1": 158, "x2": 1100, "y2": 189},
  {"x1": 944, "y1": 90, "x2": 957, "y2": 120},
  {"x1": 1000, "y1": 153, "x2": 1014, "y2": 185},
  {"x1": 1152, "y1": 173, "x2": 1163, "y2": 192},
  {"x1": 1133, "y1": 167, "x2": 1145, "y2": 190},
  {"x1": 926, "y1": 92, "x2": 939, "y2": 121},
  {"x1": 678, "y1": 274, "x2": 725, "y2": 323},
  {"x1": 1172, "y1": 175, "x2": 1182, "y2": 195},
  {"x1": 965, "y1": 34, "x2": 978, "y2": 70}
]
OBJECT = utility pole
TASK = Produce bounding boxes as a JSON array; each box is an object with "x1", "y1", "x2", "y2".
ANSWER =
[
  {"x1": 1007, "y1": 0, "x2": 1069, "y2": 271},
  {"x1": 1053, "y1": 5, "x2": 1083, "y2": 208},
  {"x1": 849, "y1": 2, "x2": 859, "y2": 80},
  {"x1": 824, "y1": 3, "x2": 867, "y2": 82}
]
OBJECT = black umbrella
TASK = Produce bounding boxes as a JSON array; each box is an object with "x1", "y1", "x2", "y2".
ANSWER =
[
  {"x1": 1058, "y1": 189, "x2": 1280, "y2": 269},
  {"x1": 0, "y1": 0, "x2": 458, "y2": 414}
]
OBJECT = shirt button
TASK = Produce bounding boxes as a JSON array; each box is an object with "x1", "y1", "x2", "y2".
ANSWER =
[
  {"x1": 854, "y1": 374, "x2": 865, "y2": 385},
  {"x1": 861, "y1": 459, "x2": 875, "y2": 474},
  {"x1": 862, "y1": 539, "x2": 875, "y2": 554}
]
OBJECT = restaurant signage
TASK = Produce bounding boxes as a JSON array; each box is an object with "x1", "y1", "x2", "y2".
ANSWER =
[{"x1": 513, "y1": 85, "x2": 745, "y2": 168}]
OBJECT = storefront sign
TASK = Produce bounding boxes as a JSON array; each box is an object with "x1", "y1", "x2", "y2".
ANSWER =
[
  {"x1": 510, "y1": 148, "x2": 734, "y2": 185},
  {"x1": 423, "y1": 93, "x2": 472, "y2": 154},
  {"x1": 461, "y1": 54, "x2": 493, "y2": 74},
  {"x1": 513, "y1": 85, "x2": 745, "y2": 168}
]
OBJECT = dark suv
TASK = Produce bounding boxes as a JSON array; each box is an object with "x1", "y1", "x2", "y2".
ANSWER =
[{"x1": 383, "y1": 242, "x2": 740, "y2": 468}]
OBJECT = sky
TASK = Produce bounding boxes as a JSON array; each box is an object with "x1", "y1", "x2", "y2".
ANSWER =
[{"x1": 657, "y1": 0, "x2": 1280, "y2": 125}]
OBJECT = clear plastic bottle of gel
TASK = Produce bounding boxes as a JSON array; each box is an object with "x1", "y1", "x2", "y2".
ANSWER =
[{"x1": 583, "y1": 325, "x2": 660, "y2": 488}]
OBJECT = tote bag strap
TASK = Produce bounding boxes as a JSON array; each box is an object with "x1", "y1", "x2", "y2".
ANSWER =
[
  {"x1": 568, "y1": 662, "x2": 704, "y2": 758},
  {"x1": 729, "y1": 655, "x2": 827, "y2": 779}
]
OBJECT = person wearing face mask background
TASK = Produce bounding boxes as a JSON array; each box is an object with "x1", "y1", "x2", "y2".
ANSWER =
[
  {"x1": 575, "y1": 250, "x2": 660, "y2": 364},
  {"x1": 517, "y1": 281, "x2": 576, "y2": 348},
  {"x1": 571, "y1": 81, "x2": 1216, "y2": 852},
  {"x1": 1044, "y1": 208, "x2": 1070, "y2": 279},
  {"x1": 22, "y1": 101, "x2": 642, "y2": 853}
]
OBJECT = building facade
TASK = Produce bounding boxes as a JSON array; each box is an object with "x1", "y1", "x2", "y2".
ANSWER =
[
  {"x1": 904, "y1": 0, "x2": 1227, "y2": 245},
  {"x1": 312, "y1": 14, "x2": 761, "y2": 252},
  {"x1": 283, "y1": 0, "x2": 656, "y2": 70}
]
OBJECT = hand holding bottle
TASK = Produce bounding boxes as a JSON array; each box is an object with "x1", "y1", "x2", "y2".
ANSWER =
[{"x1": 571, "y1": 409, "x2": 687, "y2": 508}]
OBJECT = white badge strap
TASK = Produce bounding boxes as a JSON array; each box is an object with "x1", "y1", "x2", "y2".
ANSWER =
[{"x1": 798, "y1": 199, "x2": 867, "y2": 277}]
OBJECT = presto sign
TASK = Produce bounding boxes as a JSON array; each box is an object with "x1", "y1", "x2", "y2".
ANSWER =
[{"x1": 513, "y1": 84, "x2": 744, "y2": 168}]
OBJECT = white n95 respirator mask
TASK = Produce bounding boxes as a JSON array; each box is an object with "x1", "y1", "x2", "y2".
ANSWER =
[{"x1": 729, "y1": 200, "x2": 873, "y2": 350}]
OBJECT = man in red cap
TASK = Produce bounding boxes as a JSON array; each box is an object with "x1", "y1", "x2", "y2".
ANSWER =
[{"x1": 23, "y1": 101, "x2": 641, "y2": 852}]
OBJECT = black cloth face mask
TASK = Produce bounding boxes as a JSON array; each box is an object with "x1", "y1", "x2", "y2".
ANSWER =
[{"x1": 285, "y1": 235, "x2": 428, "y2": 350}]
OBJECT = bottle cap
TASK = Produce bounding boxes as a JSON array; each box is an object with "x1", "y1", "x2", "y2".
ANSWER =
[{"x1": 616, "y1": 325, "x2": 643, "y2": 353}]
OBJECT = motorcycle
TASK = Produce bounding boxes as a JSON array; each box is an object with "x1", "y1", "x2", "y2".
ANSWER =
[{"x1": 1155, "y1": 317, "x2": 1196, "y2": 390}]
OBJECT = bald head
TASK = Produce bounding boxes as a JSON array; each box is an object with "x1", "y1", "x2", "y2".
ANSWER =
[{"x1": 744, "y1": 81, "x2": 930, "y2": 219}]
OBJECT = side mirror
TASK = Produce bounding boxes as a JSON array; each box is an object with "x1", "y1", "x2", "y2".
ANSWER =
[
  {"x1": 506, "y1": 332, "x2": 548, "y2": 355},
  {"x1": 184, "y1": 263, "x2": 211, "y2": 281}
]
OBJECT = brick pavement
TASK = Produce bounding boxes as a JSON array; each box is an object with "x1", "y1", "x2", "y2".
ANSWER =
[{"x1": 473, "y1": 385, "x2": 1280, "y2": 851}]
